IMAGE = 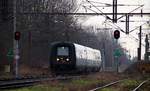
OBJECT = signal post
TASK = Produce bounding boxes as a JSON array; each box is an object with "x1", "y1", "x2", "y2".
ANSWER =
[
  {"x1": 113, "y1": 30, "x2": 120, "y2": 73},
  {"x1": 14, "y1": 32, "x2": 21, "y2": 78},
  {"x1": 13, "y1": 0, "x2": 20, "y2": 78}
]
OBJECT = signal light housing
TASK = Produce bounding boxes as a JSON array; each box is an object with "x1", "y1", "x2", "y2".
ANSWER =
[
  {"x1": 114, "y1": 30, "x2": 120, "y2": 39},
  {"x1": 15, "y1": 31, "x2": 21, "y2": 40}
]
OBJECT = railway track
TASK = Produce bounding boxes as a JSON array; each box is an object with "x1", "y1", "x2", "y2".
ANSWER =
[
  {"x1": 89, "y1": 79, "x2": 125, "y2": 91},
  {"x1": 132, "y1": 79, "x2": 149, "y2": 91},
  {"x1": 89, "y1": 78, "x2": 150, "y2": 91},
  {"x1": 0, "y1": 77, "x2": 51, "y2": 89},
  {"x1": 0, "y1": 75, "x2": 81, "y2": 89}
]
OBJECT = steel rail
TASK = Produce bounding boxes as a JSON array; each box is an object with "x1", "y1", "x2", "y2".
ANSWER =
[
  {"x1": 0, "y1": 75, "x2": 81, "y2": 89},
  {"x1": 89, "y1": 79, "x2": 125, "y2": 91},
  {"x1": 0, "y1": 81, "x2": 35, "y2": 89},
  {"x1": 0, "y1": 77, "x2": 50, "y2": 89},
  {"x1": 132, "y1": 79, "x2": 149, "y2": 91}
]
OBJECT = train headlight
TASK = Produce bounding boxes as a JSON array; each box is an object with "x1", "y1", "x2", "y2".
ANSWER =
[
  {"x1": 66, "y1": 58, "x2": 69, "y2": 61},
  {"x1": 57, "y1": 58, "x2": 60, "y2": 61}
]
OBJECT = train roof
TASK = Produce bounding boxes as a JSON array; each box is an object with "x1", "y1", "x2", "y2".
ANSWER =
[
  {"x1": 73, "y1": 43, "x2": 100, "y2": 53},
  {"x1": 50, "y1": 41, "x2": 73, "y2": 46},
  {"x1": 50, "y1": 41, "x2": 100, "y2": 52}
]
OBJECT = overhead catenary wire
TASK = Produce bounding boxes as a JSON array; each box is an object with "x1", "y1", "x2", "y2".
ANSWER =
[
  {"x1": 73, "y1": 0, "x2": 84, "y2": 13},
  {"x1": 104, "y1": 21, "x2": 126, "y2": 33},
  {"x1": 85, "y1": 0, "x2": 112, "y2": 20},
  {"x1": 79, "y1": 1, "x2": 127, "y2": 34},
  {"x1": 83, "y1": 6, "x2": 99, "y2": 14},
  {"x1": 83, "y1": 0, "x2": 112, "y2": 6},
  {"x1": 128, "y1": 35, "x2": 145, "y2": 46},
  {"x1": 84, "y1": 0, "x2": 143, "y2": 6},
  {"x1": 117, "y1": 5, "x2": 144, "y2": 20},
  {"x1": 130, "y1": 22, "x2": 149, "y2": 33},
  {"x1": 13, "y1": 0, "x2": 149, "y2": 35}
]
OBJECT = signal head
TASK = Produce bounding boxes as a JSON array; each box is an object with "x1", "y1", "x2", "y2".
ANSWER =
[
  {"x1": 15, "y1": 31, "x2": 21, "y2": 40},
  {"x1": 114, "y1": 30, "x2": 120, "y2": 39}
]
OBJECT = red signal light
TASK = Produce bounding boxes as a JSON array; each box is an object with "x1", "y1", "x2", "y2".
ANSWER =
[
  {"x1": 15, "y1": 31, "x2": 21, "y2": 40},
  {"x1": 115, "y1": 31, "x2": 118, "y2": 34},
  {"x1": 114, "y1": 30, "x2": 120, "y2": 39}
]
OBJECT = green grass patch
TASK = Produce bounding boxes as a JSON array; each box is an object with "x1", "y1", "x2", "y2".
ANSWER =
[
  {"x1": 2, "y1": 85, "x2": 62, "y2": 91},
  {"x1": 142, "y1": 74, "x2": 150, "y2": 79},
  {"x1": 71, "y1": 79, "x2": 100, "y2": 86},
  {"x1": 121, "y1": 79, "x2": 140, "y2": 87},
  {"x1": 99, "y1": 88, "x2": 116, "y2": 91},
  {"x1": 1, "y1": 78, "x2": 102, "y2": 91}
]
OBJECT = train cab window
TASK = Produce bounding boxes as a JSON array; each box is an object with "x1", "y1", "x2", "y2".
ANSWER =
[{"x1": 57, "y1": 47, "x2": 69, "y2": 56}]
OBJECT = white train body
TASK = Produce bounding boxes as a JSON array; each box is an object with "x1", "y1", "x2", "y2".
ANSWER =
[
  {"x1": 74, "y1": 44, "x2": 101, "y2": 71},
  {"x1": 50, "y1": 42, "x2": 102, "y2": 74}
]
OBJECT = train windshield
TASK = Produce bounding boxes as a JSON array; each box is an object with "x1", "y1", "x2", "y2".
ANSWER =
[{"x1": 57, "y1": 47, "x2": 69, "y2": 56}]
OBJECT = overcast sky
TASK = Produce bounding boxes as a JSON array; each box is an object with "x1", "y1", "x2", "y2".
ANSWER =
[{"x1": 76, "y1": 0, "x2": 150, "y2": 59}]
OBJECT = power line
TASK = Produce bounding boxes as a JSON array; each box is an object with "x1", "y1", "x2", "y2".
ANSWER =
[
  {"x1": 84, "y1": 0, "x2": 143, "y2": 6},
  {"x1": 103, "y1": 20, "x2": 126, "y2": 33},
  {"x1": 83, "y1": 4, "x2": 143, "y2": 7},
  {"x1": 82, "y1": 6, "x2": 99, "y2": 14},
  {"x1": 128, "y1": 35, "x2": 145, "y2": 46},
  {"x1": 73, "y1": 0, "x2": 84, "y2": 13},
  {"x1": 83, "y1": 0, "x2": 111, "y2": 5},
  {"x1": 119, "y1": 20, "x2": 150, "y2": 22},
  {"x1": 85, "y1": 0, "x2": 112, "y2": 20},
  {"x1": 130, "y1": 22, "x2": 149, "y2": 33},
  {"x1": 117, "y1": 4, "x2": 144, "y2": 6},
  {"x1": 83, "y1": 5, "x2": 111, "y2": 7},
  {"x1": 117, "y1": 5, "x2": 144, "y2": 20},
  {"x1": 15, "y1": 12, "x2": 150, "y2": 15}
]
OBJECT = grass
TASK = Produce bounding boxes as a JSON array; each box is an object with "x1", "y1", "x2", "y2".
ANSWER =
[
  {"x1": 119, "y1": 79, "x2": 142, "y2": 91},
  {"x1": 1, "y1": 79, "x2": 142, "y2": 91},
  {"x1": 121, "y1": 79, "x2": 140, "y2": 87},
  {"x1": 1, "y1": 78, "x2": 102, "y2": 91},
  {"x1": 2, "y1": 85, "x2": 62, "y2": 91},
  {"x1": 71, "y1": 79, "x2": 100, "y2": 86},
  {"x1": 97, "y1": 79, "x2": 141, "y2": 91},
  {"x1": 99, "y1": 88, "x2": 117, "y2": 91}
]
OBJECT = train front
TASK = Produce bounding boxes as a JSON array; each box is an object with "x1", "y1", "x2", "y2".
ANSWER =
[{"x1": 50, "y1": 42, "x2": 76, "y2": 74}]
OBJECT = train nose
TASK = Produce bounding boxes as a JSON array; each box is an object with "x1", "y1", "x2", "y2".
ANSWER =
[
  {"x1": 57, "y1": 65, "x2": 67, "y2": 71},
  {"x1": 56, "y1": 57, "x2": 71, "y2": 63}
]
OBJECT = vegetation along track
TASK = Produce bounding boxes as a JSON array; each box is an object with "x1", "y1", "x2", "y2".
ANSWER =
[
  {"x1": 132, "y1": 79, "x2": 149, "y2": 91},
  {"x1": 0, "y1": 75, "x2": 81, "y2": 89},
  {"x1": 89, "y1": 79, "x2": 126, "y2": 91},
  {"x1": 89, "y1": 78, "x2": 150, "y2": 91}
]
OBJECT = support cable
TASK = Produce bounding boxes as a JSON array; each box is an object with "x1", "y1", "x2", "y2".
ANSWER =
[
  {"x1": 130, "y1": 22, "x2": 149, "y2": 33},
  {"x1": 73, "y1": 0, "x2": 84, "y2": 13},
  {"x1": 86, "y1": 0, "x2": 112, "y2": 20},
  {"x1": 117, "y1": 5, "x2": 144, "y2": 20}
]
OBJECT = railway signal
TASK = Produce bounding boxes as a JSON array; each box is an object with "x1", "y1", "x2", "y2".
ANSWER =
[
  {"x1": 14, "y1": 31, "x2": 21, "y2": 40},
  {"x1": 14, "y1": 31, "x2": 21, "y2": 78},
  {"x1": 114, "y1": 30, "x2": 120, "y2": 39}
]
